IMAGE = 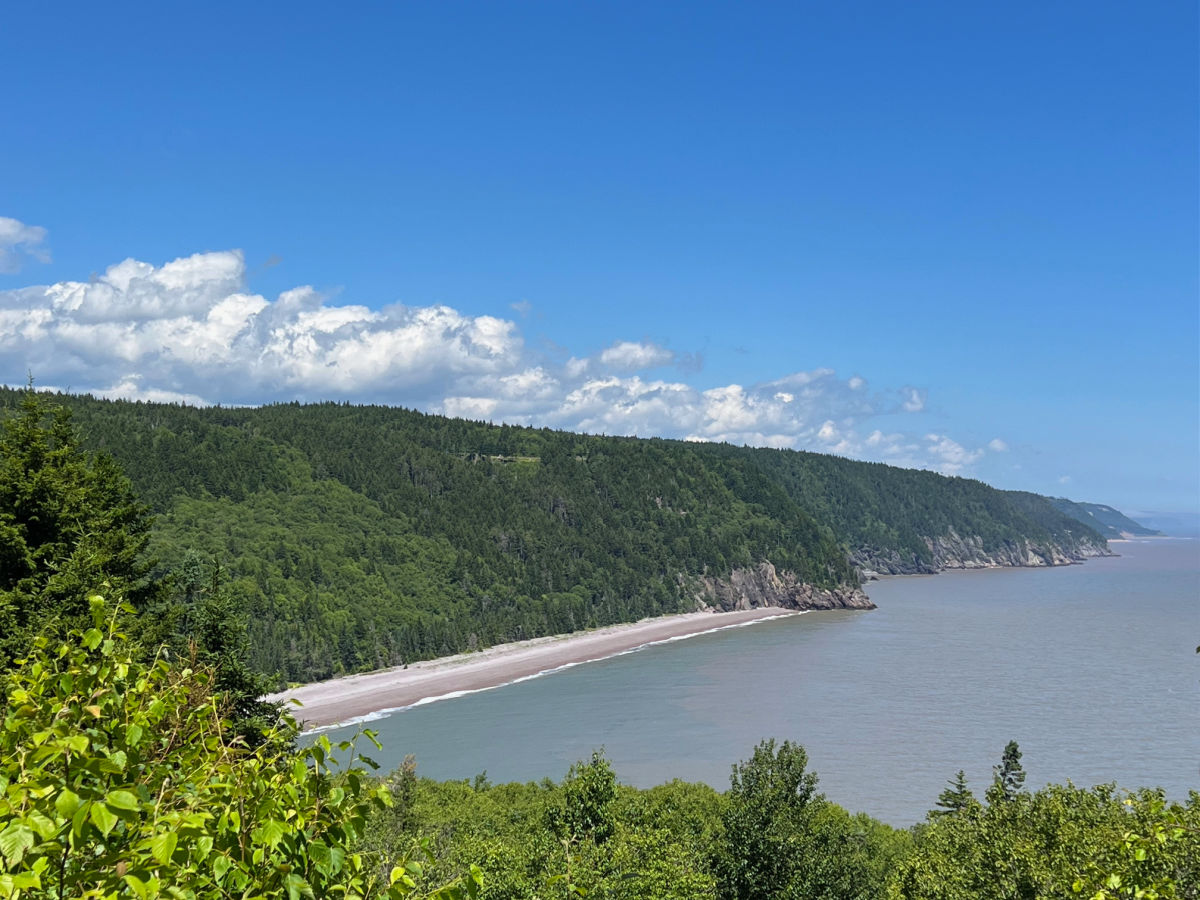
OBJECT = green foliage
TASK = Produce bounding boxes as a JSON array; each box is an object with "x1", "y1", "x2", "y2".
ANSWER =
[
  {"x1": 889, "y1": 784, "x2": 1199, "y2": 900},
  {"x1": 357, "y1": 742, "x2": 1192, "y2": 900},
  {"x1": 363, "y1": 765, "x2": 726, "y2": 900},
  {"x1": 714, "y1": 738, "x2": 904, "y2": 900},
  {"x1": 1070, "y1": 794, "x2": 1199, "y2": 899},
  {"x1": 930, "y1": 770, "x2": 978, "y2": 819},
  {"x1": 551, "y1": 751, "x2": 618, "y2": 845},
  {"x1": 0, "y1": 389, "x2": 155, "y2": 668},
  {"x1": 715, "y1": 738, "x2": 820, "y2": 898},
  {"x1": 0, "y1": 388, "x2": 1106, "y2": 686},
  {"x1": 986, "y1": 739, "x2": 1027, "y2": 805},
  {"x1": 0, "y1": 594, "x2": 479, "y2": 900},
  {"x1": 171, "y1": 556, "x2": 281, "y2": 745}
]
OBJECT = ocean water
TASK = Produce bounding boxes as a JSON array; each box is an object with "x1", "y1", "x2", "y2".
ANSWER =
[{"x1": 312, "y1": 538, "x2": 1199, "y2": 826}]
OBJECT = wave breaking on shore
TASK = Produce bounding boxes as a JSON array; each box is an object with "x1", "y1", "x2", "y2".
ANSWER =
[{"x1": 273, "y1": 608, "x2": 811, "y2": 734}]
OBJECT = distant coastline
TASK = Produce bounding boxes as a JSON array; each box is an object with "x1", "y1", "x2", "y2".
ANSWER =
[{"x1": 268, "y1": 607, "x2": 809, "y2": 731}]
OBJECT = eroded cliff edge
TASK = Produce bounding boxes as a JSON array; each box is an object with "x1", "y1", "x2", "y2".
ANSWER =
[
  {"x1": 678, "y1": 526, "x2": 1111, "y2": 614},
  {"x1": 850, "y1": 529, "x2": 1112, "y2": 577},
  {"x1": 685, "y1": 561, "x2": 876, "y2": 612}
]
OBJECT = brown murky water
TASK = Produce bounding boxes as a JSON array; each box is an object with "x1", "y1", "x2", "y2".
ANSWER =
[{"x1": 315, "y1": 538, "x2": 1199, "y2": 825}]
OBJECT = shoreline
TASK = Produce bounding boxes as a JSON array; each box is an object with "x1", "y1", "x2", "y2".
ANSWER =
[{"x1": 268, "y1": 607, "x2": 806, "y2": 731}]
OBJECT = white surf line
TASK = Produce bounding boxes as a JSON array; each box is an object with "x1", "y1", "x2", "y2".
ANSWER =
[{"x1": 297, "y1": 610, "x2": 807, "y2": 736}]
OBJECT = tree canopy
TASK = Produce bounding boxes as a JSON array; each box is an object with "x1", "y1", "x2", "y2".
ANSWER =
[
  {"x1": 0, "y1": 387, "x2": 1109, "y2": 685},
  {"x1": 0, "y1": 390, "x2": 155, "y2": 668}
]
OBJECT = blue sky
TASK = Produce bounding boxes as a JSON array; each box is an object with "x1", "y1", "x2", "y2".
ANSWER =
[{"x1": 1, "y1": 1, "x2": 1196, "y2": 515}]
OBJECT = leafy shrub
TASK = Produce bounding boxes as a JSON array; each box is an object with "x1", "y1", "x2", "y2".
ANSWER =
[{"x1": 0, "y1": 595, "x2": 480, "y2": 900}]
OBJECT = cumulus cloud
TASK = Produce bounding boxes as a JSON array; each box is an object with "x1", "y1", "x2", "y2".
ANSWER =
[
  {"x1": 922, "y1": 433, "x2": 985, "y2": 475},
  {"x1": 2, "y1": 250, "x2": 522, "y2": 406},
  {"x1": 597, "y1": 340, "x2": 675, "y2": 371},
  {"x1": 1, "y1": 246, "x2": 1001, "y2": 476},
  {"x1": 0, "y1": 217, "x2": 51, "y2": 274},
  {"x1": 988, "y1": 438, "x2": 1009, "y2": 452}
]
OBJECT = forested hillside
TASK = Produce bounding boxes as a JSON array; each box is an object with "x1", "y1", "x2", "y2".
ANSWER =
[
  {"x1": 0, "y1": 387, "x2": 1189, "y2": 900},
  {"x1": 0, "y1": 388, "x2": 1106, "y2": 684},
  {"x1": 1049, "y1": 497, "x2": 1162, "y2": 538}
]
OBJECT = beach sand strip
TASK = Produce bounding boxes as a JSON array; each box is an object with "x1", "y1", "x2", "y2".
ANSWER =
[{"x1": 267, "y1": 607, "x2": 798, "y2": 729}]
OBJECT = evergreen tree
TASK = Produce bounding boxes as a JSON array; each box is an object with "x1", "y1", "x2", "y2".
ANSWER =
[
  {"x1": 988, "y1": 740, "x2": 1027, "y2": 804},
  {"x1": 0, "y1": 388, "x2": 156, "y2": 668},
  {"x1": 174, "y1": 557, "x2": 281, "y2": 746},
  {"x1": 931, "y1": 770, "x2": 977, "y2": 817}
]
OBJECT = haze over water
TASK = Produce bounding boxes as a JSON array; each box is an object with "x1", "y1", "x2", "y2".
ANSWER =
[{"x1": 320, "y1": 538, "x2": 1199, "y2": 825}]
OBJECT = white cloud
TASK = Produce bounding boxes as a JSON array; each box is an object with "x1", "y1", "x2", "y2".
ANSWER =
[
  {"x1": 1, "y1": 250, "x2": 523, "y2": 405},
  {"x1": 922, "y1": 433, "x2": 985, "y2": 475},
  {"x1": 89, "y1": 377, "x2": 210, "y2": 407},
  {"x1": 988, "y1": 438, "x2": 1009, "y2": 452},
  {"x1": 900, "y1": 387, "x2": 926, "y2": 413},
  {"x1": 1, "y1": 246, "x2": 999, "y2": 477},
  {"x1": 597, "y1": 340, "x2": 674, "y2": 371},
  {"x1": 0, "y1": 217, "x2": 51, "y2": 274}
]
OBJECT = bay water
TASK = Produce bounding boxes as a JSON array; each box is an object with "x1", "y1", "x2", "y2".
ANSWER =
[{"x1": 313, "y1": 538, "x2": 1198, "y2": 825}]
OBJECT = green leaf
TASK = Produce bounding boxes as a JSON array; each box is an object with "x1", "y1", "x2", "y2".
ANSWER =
[
  {"x1": 285, "y1": 872, "x2": 313, "y2": 900},
  {"x1": 212, "y1": 854, "x2": 232, "y2": 882},
  {"x1": 195, "y1": 834, "x2": 214, "y2": 861},
  {"x1": 150, "y1": 830, "x2": 177, "y2": 865},
  {"x1": 123, "y1": 873, "x2": 151, "y2": 899},
  {"x1": 89, "y1": 802, "x2": 119, "y2": 836},
  {"x1": 65, "y1": 735, "x2": 88, "y2": 753},
  {"x1": 105, "y1": 789, "x2": 140, "y2": 811},
  {"x1": 0, "y1": 824, "x2": 35, "y2": 866},
  {"x1": 27, "y1": 811, "x2": 57, "y2": 840},
  {"x1": 252, "y1": 819, "x2": 286, "y2": 849}
]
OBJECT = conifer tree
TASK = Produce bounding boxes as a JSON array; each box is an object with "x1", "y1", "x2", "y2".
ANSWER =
[
  {"x1": 988, "y1": 740, "x2": 1027, "y2": 803},
  {"x1": 174, "y1": 555, "x2": 281, "y2": 745},
  {"x1": 0, "y1": 387, "x2": 155, "y2": 668},
  {"x1": 931, "y1": 770, "x2": 977, "y2": 817}
]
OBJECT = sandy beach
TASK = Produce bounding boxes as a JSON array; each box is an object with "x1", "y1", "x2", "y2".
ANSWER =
[{"x1": 268, "y1": 607, "x2": 800, "y2": 729}]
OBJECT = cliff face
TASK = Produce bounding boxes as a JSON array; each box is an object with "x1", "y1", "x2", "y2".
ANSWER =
[
  {"x1": 851, "y1": 529, "x2": 1111, "y2": 577},
  {"x1": 687, "y1": 561, "x2": 876, "y2": 612}
]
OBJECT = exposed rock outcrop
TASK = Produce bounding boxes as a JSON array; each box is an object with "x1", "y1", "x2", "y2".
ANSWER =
[
  {"x1": 852, "y1": 529, "x2": 1112, "y2": 578},
  {"x1": 685, "y1": 561, "x2": 875, "y2": 613}
]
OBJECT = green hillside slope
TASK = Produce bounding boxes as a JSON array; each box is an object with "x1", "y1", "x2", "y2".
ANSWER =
[
  {"x1": 1049, "y1": 497, "x2": 1162, "y2": 538},
  {"x1": 0, "y1": 389, "x2": 1107, "y2": 683}
]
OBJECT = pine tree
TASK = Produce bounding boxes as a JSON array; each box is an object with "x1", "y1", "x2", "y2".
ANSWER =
[
  {"x1": 0, "y1": 387, "x2": 156, "y2": 667},
  {"x1": 988, "y1": 740, "x2": 1027, "y2": 803},
  {"x1": 931, "y1": 770, "x2": 977, "y2": 817},
  {"x1": 174, "y1": 558, "x2": 281, "y2": 746}
]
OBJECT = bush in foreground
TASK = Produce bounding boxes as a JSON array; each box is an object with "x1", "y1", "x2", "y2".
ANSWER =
[{"x1": 0, "y1": 595, "x2": 480, "y2": 899}]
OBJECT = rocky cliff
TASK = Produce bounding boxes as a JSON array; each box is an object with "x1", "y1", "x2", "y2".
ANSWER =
[
  {"x1": 851, "y1": 529, "x2": 1112, "y2": 577},
  {"x1": 686, "y1": 561, "x2": 876, "y2": 612}
]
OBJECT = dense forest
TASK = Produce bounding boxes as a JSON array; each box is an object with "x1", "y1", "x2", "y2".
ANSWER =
[
  {"x1": 0, "y1": 387, "x2": 1107, "y2": 684},
  {"x1": 1, "y1": 387, "x2": 1194, "y2": 899},
  {"x1": 1048, "y1": 497, "x2": 1163, "y2": 538},
  {"x1": 361, "y1": 743, "x2": 1198, "y2": 900}
]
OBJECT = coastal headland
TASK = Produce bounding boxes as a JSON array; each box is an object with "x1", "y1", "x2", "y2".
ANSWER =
[{"x1": 268, "y1": 607, "x2": 806, "y2": 729}]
